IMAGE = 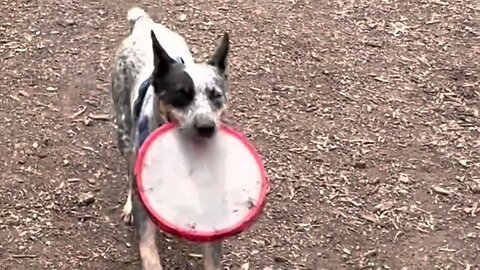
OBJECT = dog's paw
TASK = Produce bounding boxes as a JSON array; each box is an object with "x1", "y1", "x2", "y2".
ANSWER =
[
  {"x1": 143, "y1": 264, "x2": 163, "y2": 270},
  {"x1": 121, "y1": 195, "x2": 134, "y2": 225},
  {"x1": 121, "y1": 209, "x2": 134, "y2": 225}
]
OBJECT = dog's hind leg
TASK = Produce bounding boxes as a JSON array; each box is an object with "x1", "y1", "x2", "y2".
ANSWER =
[
  {"x1": 111, "y1": 53, "x2": 138, "y2": 225},
  {"x1": 120, "y1": 150, "x2": 135, "y2": 224},
  {"x1": 121, "y1": 186, "x2": 132, "y2": 223},
  {"x1": 121, "y1": 173, "x2": 133, "y2": 224},
  {"x1": 203, "y1": 242, "x2": 223, "y2": 270}
]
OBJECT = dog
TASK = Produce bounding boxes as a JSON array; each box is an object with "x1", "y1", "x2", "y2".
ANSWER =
[{"x1": 110, "y1": 7, "x2": 229, "y2": 270}]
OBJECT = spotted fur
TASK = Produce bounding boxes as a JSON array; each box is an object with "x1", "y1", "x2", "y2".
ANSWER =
[{"x1": 110, "y1": 6, "x2": 229, "y2": 270}]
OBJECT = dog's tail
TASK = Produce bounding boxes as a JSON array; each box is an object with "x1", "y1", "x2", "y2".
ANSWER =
[{"x1": 127, "y1": 7, "x2": 150, "y2": 33}]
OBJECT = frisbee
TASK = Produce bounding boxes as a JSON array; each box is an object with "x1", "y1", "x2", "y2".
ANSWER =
[{"x1": 134, "y1": 122, "x2": 269, "y2": 242}]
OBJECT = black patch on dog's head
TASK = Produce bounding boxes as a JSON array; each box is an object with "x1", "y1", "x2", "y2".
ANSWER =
[{"x1": 150, "y1": 30, "x2": 195, "y2": 108}]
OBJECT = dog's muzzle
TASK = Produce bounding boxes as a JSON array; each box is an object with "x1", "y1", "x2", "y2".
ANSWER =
[{"x1": 193, "y1": 114, "x2": 216, "y2": 138}]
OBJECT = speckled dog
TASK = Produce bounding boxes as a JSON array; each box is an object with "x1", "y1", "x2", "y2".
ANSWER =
[{"x1": 110, "y1": 7, "x2": 229, "y2": 270}]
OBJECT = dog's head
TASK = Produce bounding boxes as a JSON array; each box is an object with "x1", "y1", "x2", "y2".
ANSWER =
[{"x1": 150, "y1": 30, "x2": 229, "y2": 139}]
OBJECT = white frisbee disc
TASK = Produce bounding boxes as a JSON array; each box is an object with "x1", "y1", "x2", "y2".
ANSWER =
[{"x1": 135, "y1": 123, "x2": 269, "y2": 242}]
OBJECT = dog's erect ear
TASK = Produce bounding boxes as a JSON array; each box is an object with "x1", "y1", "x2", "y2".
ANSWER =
[
  {"x1": 151, "y1": 30, "x2": 175, "y2": 75},
  {"x1": 207, "y1": 33, "x2": 229, "y2": 75}
]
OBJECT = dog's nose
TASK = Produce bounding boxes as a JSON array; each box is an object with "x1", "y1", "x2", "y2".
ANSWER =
[{"x1": 194, "y1": 115, "x2": 216, "y2": 138}]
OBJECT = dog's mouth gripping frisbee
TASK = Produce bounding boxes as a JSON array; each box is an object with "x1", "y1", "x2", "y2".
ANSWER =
[{"x1": 134, "y1": 122, "x2": 269, "y2": 242}]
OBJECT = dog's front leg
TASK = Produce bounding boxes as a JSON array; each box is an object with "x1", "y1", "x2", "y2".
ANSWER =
[
  {"x1": 203, "y1": 242, "x2": 222, "y2": 270},
  {"x1": 132, "y1": 187, "x2": 163, "y2": 270},
  {"x1": 138, "y1": 220, "x2": 162, "y2": 270}
]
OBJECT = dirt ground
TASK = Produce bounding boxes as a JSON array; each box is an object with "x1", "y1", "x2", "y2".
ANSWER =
[{"x1": 0, "y1": 0, "x2": 479, "y2": 269}]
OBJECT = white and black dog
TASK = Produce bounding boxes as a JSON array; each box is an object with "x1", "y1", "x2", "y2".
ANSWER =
[{"x1": 110, "y1": 7, "x2": 229, "y2": 270}]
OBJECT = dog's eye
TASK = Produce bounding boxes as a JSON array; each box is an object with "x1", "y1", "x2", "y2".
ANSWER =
[
  {"x1": 209, "y1": 90, "x2": 222, "y2": 100},
  {"x1": 170, "y1": 87, "x2": 194, "y2": 108},
  {"x1": 176, "y1": 89, "x2": 188, "y2": 98}
]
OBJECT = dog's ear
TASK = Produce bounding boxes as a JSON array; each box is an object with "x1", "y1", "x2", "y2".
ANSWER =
[
  {"x1": 151, "y1": 30, "x2": 175, "y2": 75},
  {"x1": 207, "y1": 33, "x2": 229, "y2": 75}
]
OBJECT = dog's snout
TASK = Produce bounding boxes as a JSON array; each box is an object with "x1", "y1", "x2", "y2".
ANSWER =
[{"x1": 194, "y1": 115, "x2": 216, "y2": 138}]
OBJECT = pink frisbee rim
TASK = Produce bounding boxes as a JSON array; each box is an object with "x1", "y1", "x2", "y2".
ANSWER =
[{"x1": 134, "y1": 122, "x2": 270, "y2": 242}]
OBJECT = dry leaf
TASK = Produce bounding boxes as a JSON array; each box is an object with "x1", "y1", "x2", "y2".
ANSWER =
[
  {"x1": 432, "y1": 185, "x2": 451, "y2": 196},
  {"x1": 241, "y1": 262, "x2": 250, "y2": 270},
  {"x1": 88, "y1": 113, "x2": 110, "y2": 121}
]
